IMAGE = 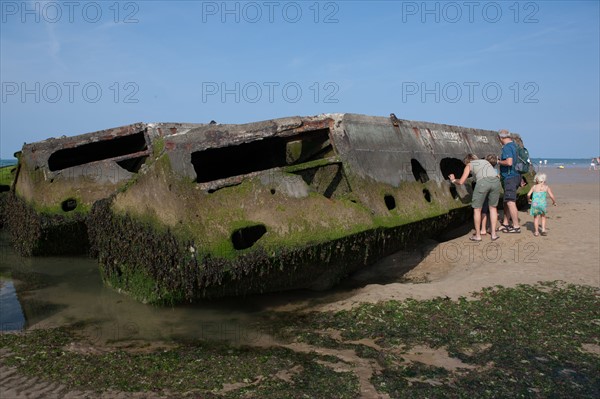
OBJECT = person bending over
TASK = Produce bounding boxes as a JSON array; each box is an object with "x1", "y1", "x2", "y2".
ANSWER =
[{"x1": 449, "y1": 154, "x2": 501, "y2": 242}]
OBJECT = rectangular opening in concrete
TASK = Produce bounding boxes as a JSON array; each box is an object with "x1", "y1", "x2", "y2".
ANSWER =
[
  {"x1": 116, "y1": 156, "x2": 148, "y2": 173},
  {"x1": 192, "y1": 129, "x2": 332, "y2": 183},
  {"x1": 48, "y1": 132, "x2": 148, "y2": 172}
]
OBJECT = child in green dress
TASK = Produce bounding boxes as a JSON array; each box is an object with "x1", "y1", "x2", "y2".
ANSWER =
[{"x1": 527, "y1": 173, "x2": 557, "y2": 236}]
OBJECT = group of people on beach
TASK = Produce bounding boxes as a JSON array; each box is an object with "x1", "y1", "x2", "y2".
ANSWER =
[{"x1": 449, "y1": 129, "x2": 557, "y2": 240}]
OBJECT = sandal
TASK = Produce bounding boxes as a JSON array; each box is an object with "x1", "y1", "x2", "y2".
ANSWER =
[
  {"x1": 469, "y1": 236, "x2": 482, "y2": 242},
  {"x1": 533, "y1": 232, "x2": 539, "y2": 237},
  {"x1": 540, "y1": 231, "x2": 547, "y2": 236},
  {"x1": 504, "y1": 226, "x2": 521, "y2": 234},
  {"x1": 497, "y1": 224, "x2": 511, "y2": 232},
  {"x1": 491, "y1": 236, "x2": 500, "y2": 241}
]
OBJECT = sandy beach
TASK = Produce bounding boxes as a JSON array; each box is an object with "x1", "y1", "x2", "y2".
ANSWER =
[{"x1": 315, "y1": 167, "x2": 600, "y2": 311}]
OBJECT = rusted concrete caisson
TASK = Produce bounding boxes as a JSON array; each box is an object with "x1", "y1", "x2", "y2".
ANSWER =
[{"x1": 6, "y1": 114, "x2": 532, "y2": 304}]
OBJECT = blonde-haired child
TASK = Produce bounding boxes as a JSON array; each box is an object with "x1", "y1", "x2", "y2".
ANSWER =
[{"x1": 527, "y1": 173, "x2": 557, "y2": 236}]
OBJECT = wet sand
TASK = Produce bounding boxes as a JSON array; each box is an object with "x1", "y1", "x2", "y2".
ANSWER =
[{"x1": 315, "y1": 167, "x2": 600, "y2": 311}]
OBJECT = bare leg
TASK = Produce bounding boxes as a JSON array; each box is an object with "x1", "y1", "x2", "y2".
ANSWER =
[
  {"x1": 502, "y1": 201, "x2": 510, "y2": 226},
  {"x1": 489, "y1": 206, "x2": 498, "y2": 240},
  {"x1": 506, "y1": 200, "x2": 520, "y2": 229},
  {"x1": 473, "y1": 208, "x2": 482, "y2": 239},
  {"x1": 541, "y1": 215, "x2": 547, "y2": 233},
  {"x1": 481, "y1": 214, "x2": 488, "y2": 235},
  {"x1": 534, "y1": 215, "x2": 539, "y2": 235}
]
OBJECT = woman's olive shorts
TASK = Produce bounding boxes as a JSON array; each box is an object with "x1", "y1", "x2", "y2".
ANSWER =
[{"x1": 472, "y1": 177, "x2": 501, "y2": 209}]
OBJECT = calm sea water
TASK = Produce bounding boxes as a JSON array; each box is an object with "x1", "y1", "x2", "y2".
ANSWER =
[
  {"x1": 0, "y1": 159, "x2": 17, "y2": 168},
  {"x1": 530, "y1": 158, "x2": 597, "y2": 169}
]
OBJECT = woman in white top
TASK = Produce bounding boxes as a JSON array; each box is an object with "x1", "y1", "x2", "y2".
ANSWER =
[{"x1": 449, "y1": 154, "x2": 501, "y2": 241}]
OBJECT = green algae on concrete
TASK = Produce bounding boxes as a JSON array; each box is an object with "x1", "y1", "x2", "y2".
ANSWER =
[
  {"x1": 89, "y1": 187, "x2": 471, "y2": 304},
  {"x1": 0, "y1": 164, "x2": 16, "y2": 187}
]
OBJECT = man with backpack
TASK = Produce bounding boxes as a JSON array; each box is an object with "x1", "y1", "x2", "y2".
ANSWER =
[{"x1": 497, "y1": 130, "x2": 522, "y2": 233}]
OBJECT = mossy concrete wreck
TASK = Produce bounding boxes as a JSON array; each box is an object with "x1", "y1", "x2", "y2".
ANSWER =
[{"x1": 6, "y1": 114, "x2": 532, "y2": 304}]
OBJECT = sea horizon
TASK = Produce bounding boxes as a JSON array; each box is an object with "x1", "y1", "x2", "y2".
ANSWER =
[{"x1": 530, "y1": 158, "x2": 599, "y2": 168}]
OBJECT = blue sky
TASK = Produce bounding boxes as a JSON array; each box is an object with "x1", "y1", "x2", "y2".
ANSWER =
[{"x1": 1, "y1": 0, "x2": 599, "y2": 159}]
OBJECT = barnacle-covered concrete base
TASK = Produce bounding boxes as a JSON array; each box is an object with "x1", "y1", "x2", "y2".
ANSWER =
[{"x1": 6, "y1": 113, "x2": 533, "y2": 303}]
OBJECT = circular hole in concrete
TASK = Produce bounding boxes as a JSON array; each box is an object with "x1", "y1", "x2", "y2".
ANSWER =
[
  {"x1": 270, "y1": 188, "x2": 276, "y2": 195},
  {"x1": 411, "y1": 159, "x2": 429, "y2": 183},
  {"x1": 384, "y1": 194, "x2": 396, "y2": 210},
  {"x1": 61, "y1": 198, "x2": 77, "y2": 212},
  {"x1": 440, "y1": 158, "x2": 465, "y2": 180},
  {"x1": 423, "y1": 189, "x2": 432, "y2": 203}
]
